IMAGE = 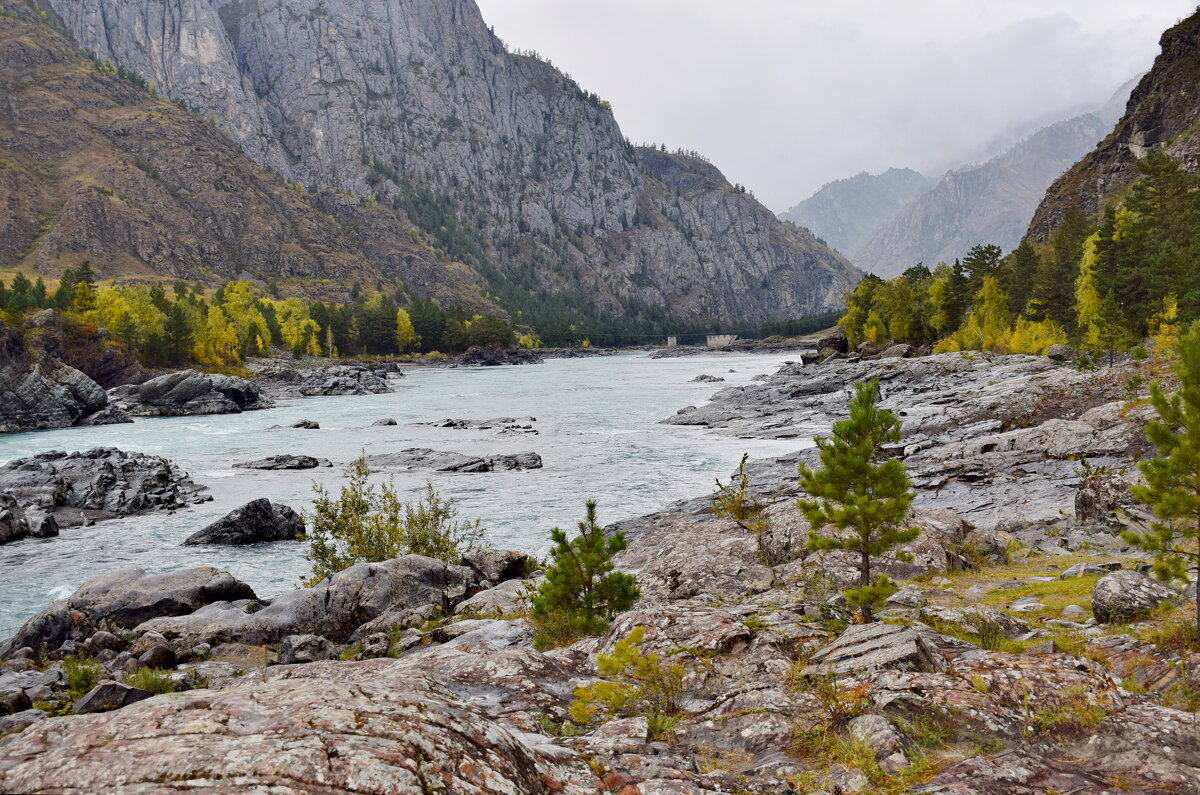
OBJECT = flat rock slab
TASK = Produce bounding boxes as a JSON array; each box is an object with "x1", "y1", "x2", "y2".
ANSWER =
[
  {"x1": 368, "y1": 448, "x2": 542, "y2": 472},
  {"x1": 801, "y1": 622, "x2": 947, "y2": 677},
  {"x1": 233, "y1": 455, "x2": 330, "y2": 470},
  {"x1": 0, "y1": 670, "x2": 598, "y2": 793}
]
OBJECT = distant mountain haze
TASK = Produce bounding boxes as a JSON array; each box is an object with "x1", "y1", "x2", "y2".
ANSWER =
[{"x1": 783, "y1": 77, "x2": 1137, "y2": 277}]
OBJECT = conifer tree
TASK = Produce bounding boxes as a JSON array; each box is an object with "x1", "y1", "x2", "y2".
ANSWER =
[
  {"x1": 531, "y1": 500, "x2": 639, "y2": 646},
  {"x1": 1096, "y1": 290, "x2": 1134, "y2": 366},
  {"x1": 798, "y1": 378, "x2": 918, "y2": 622},
  {"x1": 1124, "y1": 321, "x2": 1200, "y2": 628}
]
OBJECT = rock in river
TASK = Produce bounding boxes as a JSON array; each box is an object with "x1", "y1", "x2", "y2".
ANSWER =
[
  {"x1": 368, "y1": 448, "x2": 542, "y2": 472},
  {"x1": 181, "y1": 499, "x2": 303, "y2": 546},
  {"x1": 0, "y1": 448, "x2": 207, "y2": 529},
  {"x1": 232, "y1": 454, "x2": 330, "y2": 470}
]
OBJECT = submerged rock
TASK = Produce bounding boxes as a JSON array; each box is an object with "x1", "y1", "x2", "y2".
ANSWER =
[
  {"x1": 181, "y1": 499, "x2": 303, "y2": 546},
  {"x1": 367, "y1": 448, "x2": 542, "y2": 472},
  {"x1": 108, "y1": 370, "x2": 272, "y2": 416}
]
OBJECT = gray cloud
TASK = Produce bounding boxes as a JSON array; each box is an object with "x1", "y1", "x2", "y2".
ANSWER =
[{"x1": 475, "y1": 0, "x2": 1195, "y2": 210}]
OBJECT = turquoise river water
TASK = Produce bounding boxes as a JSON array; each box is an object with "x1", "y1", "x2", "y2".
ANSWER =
[{"x1": 0, "y1": 352, "x2": 808, "y2": 638}]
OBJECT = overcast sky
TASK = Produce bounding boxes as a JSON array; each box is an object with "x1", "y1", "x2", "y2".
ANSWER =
[{"x1": 475, "y1": 1, "x2": 1196, "y2": 212}]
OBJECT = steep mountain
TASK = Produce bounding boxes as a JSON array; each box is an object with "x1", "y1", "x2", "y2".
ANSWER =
[
  {"x1": 851, "y1": 99, "x2": 1129, "y2": 277},
  {"x1": 34, "y1": 0, "x2": 858, "y2": 323},
  {"x1": 0, "y1": 0, "x2": 488, "y2": 307},
  {"x1": 1028, "y1": 10, "x2": 1200, "y2": 240},
  {"x1": 778, "y1": 168, "x2": 931, "y2": 256}
]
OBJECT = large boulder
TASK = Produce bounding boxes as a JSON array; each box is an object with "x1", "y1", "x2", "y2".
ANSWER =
[
  {"x1": 72, "y1": 681, "x2": 153, "y2": 715},
  {"x1": 0, "y1": 668, "x2": 597, "y2": 793},
  {"x1": 1092, "y1": 569, "x2": 1180, "y2": 624},
  {"x1": 182, "y1": 499, "x2": 303, "y2": 546},
  {"x1": 250, "y1": 361, "x2": 395, "y2": 398},
  {"x1": 0, "y1": 567, "x2": 257, "y2": 656},
  {"x1": 137, "y1": 555, "x2": 474, "y2": 645},
  {"x1": 108, "y1": 370, "x2": 272, "y2": 416}
]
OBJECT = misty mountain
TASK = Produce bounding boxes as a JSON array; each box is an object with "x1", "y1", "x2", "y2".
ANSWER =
[
  {"x1": 777, "y1": 169, "x2": 932, "y2": 255},
  {"x1": 35, "y1": 0, "x2": 858, "y2": 324},
  {"x1": 784, "y1": 79, "x2": 1136, "y2": 278}
]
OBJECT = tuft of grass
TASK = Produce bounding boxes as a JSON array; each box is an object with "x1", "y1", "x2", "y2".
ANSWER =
[
  {"x1": 124, "y1": 668, "x2": 176, "y2": 695},
  {"x1": 1031, "y1": 686, "x2": 1108, "y2": 736}
]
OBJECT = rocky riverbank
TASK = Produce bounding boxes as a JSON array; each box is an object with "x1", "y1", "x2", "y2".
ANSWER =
[{"x1": 0, "y1": 351, "x2": 1196, "y2": 793}]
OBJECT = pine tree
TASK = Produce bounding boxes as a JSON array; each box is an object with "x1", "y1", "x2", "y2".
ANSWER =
[
  {"x1": 1096, "y1": 290, "x2": 1134, "y2": 366},
  {"x1": 1124, "y1": 321, "x2": 1200, "y2": 629},
  {"x1": 798, "y1": 378, "x2": 918, "y2": 622},
  {"x1": 531, "y1": 500, "x2": 639, "y2": 647}
]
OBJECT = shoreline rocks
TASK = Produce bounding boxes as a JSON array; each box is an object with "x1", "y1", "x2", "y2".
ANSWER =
[
  {"x1": 232, "y1": 454, "x2": 331, "y2": 470},
  {"x1": 0, "y1": 325, "x2": 130, "y2": 433},
  {"x1": 422, "y1": 417, "x2": 538, "y2": 435},
  {"x1": 109, "y1": 370, "x2": 272, "y2": 416},
  {"x1": 248, "y1": 361, "x2": 395, "y2": 398}
]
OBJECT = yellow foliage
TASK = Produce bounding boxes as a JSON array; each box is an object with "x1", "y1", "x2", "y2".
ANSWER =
[
  {"x1": 1074, "y1": 232, "x2": 1102, "y2": 349},
  {"x1": 222, "y1": 281, "x2": 270, "y2": 357},
  {"x1": 275, "y1": 298, "x2": 320, "y2": 356},
  {"x1": 192, "y1": 306, "x2": 239, "y2": 366},
  {"x1": 1008, "y1": 317, "x2": 1068, "y2": 355},
  {"x1": 1149, "y1": 294, "x2": 1180, "y2": 359},
  {"x1": 516, "y1": 333, "x2": 541, "y2": 349},
  {"x1": 395, "y1": 308, "x2": 421, "y2": 353}
]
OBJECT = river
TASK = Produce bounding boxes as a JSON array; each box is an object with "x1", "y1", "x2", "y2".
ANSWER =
[{"x1": 0, "y1": 352, "x2": 808, "y2": 637}]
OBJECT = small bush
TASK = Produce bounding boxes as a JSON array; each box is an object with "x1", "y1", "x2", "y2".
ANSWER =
[
  {"x1": 530, "y1": 500, "x2": 639, "y2": 649},
  {"x1": 568, "y1": 626, "x2": 685, "y2": 739},
  {"x1": 1032, "y1": 685, "x2": 1108, "y2": 736},
  {"x1": 62, "y1": 656, "x2": 102, "y2": 698},
  {"x1": 712, "y1": 453, "x2": 777, "y2": 563},
  {"x1": 304, "y1": 456, "x2": 484, "y2": 585},
  {"x1": 125, "y1": 668, "x2": 176, "y2": 695}
]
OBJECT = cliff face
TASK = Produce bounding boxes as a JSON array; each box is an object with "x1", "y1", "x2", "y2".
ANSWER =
[
  {"x1": 41, "y1": 0, "x2": 858, "y2": 321},
  {"x1": 0, "y1": 1, "x2": 491, "y2": 306},
  {"x1": 778, "y1": 168, "x2": 932, "y2": 256},
  {"x1": 853, "y1": 112, "x2": 1116, "y2": 275},
  {"x1": 1028, "y1": 11, "x2": 1200, "y2": 240}
]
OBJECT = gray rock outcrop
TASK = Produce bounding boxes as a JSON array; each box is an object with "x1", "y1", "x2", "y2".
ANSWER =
[
  {"x1": 0, "y1": 494, "x2": 59, "y2": 545},
  {"x1": 0, "y1": 325, "x2": 128, "y2": 433},
  {"x1": 108, "y1": 370, "x2": 272, "y2": 416},
  {"x1": 232, "y1": 455, "x2": 329, "y2": 470},
  {"x1": 249, "y1": 362, "x2": 394, "y2": 399},
  {"x1": 181, "y1": 499, "x2": 303, "y2": 546},
  {"x1": 136, "y1": 555, "x2": 474, "y2": 646}
]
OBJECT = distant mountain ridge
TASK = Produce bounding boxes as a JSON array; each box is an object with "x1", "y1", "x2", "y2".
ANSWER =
[
  {"x1": 27, "y1": 0, "x2": 859, "y2": 324},
  {"x1": 778, "y1": 169, "x2": 932, "y2": 255},
  {"x1": 783, "y1": 79, "x2": 1137, "y2": 277}
]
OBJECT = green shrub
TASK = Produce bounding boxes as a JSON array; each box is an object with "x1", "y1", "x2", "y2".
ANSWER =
[
  {"x1": 304, "y1": 456, "x2": 484, "y2": 585},
  {"x1": 62, "y1": 656, "x2": 102, "y2": 698},
  {"x1": 568, "y1": 626, "x2": 684, "y2": 739},
  {"x1": 125, "y1": 668, "x2": 176, "y2": 695},
  {"x1": 530, "y1": 500, "x2": 639, "y2": 649}
]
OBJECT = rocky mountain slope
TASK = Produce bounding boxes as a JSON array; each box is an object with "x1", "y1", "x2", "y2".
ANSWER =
[
  {"x1": 1028, "y1": 10, "x2": 1200, "y2": 240},
  {"x1": 778, "y1": 168, "x2": 932, "y2": 255},
  {"x1": 0, "y1": 2, "x2": 494, "y2": 305},
  {"x1": 33, "y1": 0, "x2": 858, "y2": 323}
]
